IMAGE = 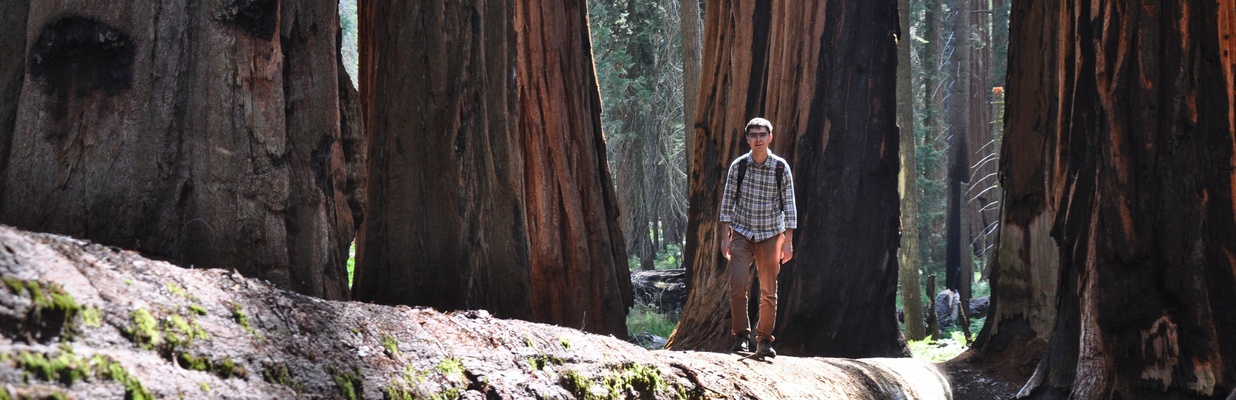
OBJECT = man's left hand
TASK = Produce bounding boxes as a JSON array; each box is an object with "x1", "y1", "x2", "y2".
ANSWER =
[{"x1": 780, "y1": 241, "x2": 794, "y2": 264}]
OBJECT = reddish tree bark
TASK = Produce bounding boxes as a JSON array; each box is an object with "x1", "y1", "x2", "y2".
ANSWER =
[
  {"x1": 997, "y1": 1, "x2": 1236, "y2": 398},
  {"x1": 355, "y1": 0, "x2": 631, "y2": 338},
  {"x1": 516, "y1": 0, "x2": 633, "y2": 337},
  {"x1": 0, "y1": 0, "x2": 358, "y2": 300}
]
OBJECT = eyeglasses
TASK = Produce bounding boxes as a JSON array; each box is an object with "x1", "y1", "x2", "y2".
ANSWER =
[{"x1": 745, "y1": 131, "x2": 770, "y2": 139}]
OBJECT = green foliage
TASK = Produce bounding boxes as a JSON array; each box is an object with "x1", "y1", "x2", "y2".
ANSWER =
[
  {"x1": 626, "y1": 304, "x2": 678, "y2": 342},
  {"x1": 338, "y1": 0, "x2": 359, "y2": 87},
  {"x1": 327, "y1": 365, "x2": 364, "y2": 400},
  {"x1": 558, "y1": 336, "x2": 572, "y2": 350},
  {"x1": 189, "y1": 304, "x2": 208, "y2": 316},
  {"x1": 198, "y1": 381, "x2": 211, "y2": 392},
  {"x1": 908, "y1": 331, "x2": 969, "y2": 363},
  {"x1": 347, "y1": 241, "x2": 356, "y2": 289},
  {"x1": 433, "y1": 358, "x2": 465, "y2": 381}
]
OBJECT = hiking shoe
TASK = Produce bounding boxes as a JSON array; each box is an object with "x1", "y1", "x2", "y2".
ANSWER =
[
  {"x1": 756, "y1": 340, "x2": 776, "y2": 358},
  {"x1": 731, "y1": 336, "x2": 750, "y2": 353}
]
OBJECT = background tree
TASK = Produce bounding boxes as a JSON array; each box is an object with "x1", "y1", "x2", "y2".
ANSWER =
[
  {"x1": 897, "y1": 0, "x2": 928, "y2": 342},
  {"x1": 0, "y1": 0, "x2": 361, "y2": 300},
  {"x1": 669, "y1": 0, "x2": 907, "y2": 358},
  {"x1": 591, "y1": 0, "x2": 689, "y2": 271},
  {"x1": 355, "y1": 0, "x2": 632, "y2": 338},
  {"x1": 988, "y1": 1, "x2": 1236, "y2": 397}
]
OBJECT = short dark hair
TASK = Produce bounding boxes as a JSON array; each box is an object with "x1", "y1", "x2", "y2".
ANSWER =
[{"x1": 745, "y1": 117, "x2": 773, "y2": 134}]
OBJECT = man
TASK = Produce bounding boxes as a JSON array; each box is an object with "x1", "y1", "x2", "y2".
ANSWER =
[{"x1": 720, "y1": 117, "x2": 797, "y2": 358}]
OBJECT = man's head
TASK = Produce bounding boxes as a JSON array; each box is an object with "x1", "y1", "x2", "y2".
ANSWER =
[{"x1": 744, "y1": 117, "x2": 773, "y2": 150}]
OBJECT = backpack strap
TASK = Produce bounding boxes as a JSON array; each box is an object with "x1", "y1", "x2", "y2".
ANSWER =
[
  {"x1": 775, "y1": 160, "x2": 786, "y2": 212},
  {"x1": 734, "y1": 157, "x2": 750, "y2": 206}
]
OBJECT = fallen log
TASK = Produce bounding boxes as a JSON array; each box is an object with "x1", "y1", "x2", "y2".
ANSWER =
[{"x1": 0, "y1": 225, "x2": 951, "y2": 399}]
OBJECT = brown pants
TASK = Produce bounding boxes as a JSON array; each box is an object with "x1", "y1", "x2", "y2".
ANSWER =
[{"x1": 729, "y1": 232, "x2": 783, "y2": 342}]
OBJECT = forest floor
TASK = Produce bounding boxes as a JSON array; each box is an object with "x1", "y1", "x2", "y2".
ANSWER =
[{"x1": 941, "y1": 341, "x2": 1045, "y2": 399}]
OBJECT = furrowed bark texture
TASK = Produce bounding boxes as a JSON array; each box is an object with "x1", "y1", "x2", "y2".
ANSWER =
[
  {"x1": 0, "y1": 0, "x2": 29, "y2": 185},
  {"x1": 670, "y1": 0, "x2": 907, "y2": 358},
  {"x1": 0, "y1": 0, "x2": 357, "y2": 300},
  {"x1": 682, "y1": 0, "x2": 702, "y2": 171},
  {"x1": 515, "y1": 0, "x2": 633, "y2": 337},
  {"x1": 356, "y1": 0, "x2": 632, "y2": 338},
  {"x1": 1008, "y1": 1, "x2": 1236, "y2": 398},
  {"x1": 354, "y1": 1, "x2": 534, "y2": 321}
]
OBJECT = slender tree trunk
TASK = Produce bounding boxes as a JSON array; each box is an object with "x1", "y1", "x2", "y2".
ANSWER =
[
  {"x1": 516, "y1": 0, "x2": 633, "y2": 337},
  {"x1": 896, "y1": 0, "x2": 927, "y2": 342},
  {"x1": 944, "y1": 0, "x2": 972, "y2": 296},
  {"x1": 682, "y1": 0, "x2": 702, "y2": 173},
  {"x1": 1006, "y1": 2, "x2": 1236, "y2": 398},
  {"x1": 670, "y1": 0, "x2": 906, "y2": 358},
  {"x1": 0, "y1": 1, "x2": 357, "y2": 300},
  {"x1": 965, "y1": 0, "x2": 998, "y2": 285}
]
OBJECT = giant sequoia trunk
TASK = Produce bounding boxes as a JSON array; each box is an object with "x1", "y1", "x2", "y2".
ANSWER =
[
  {"x1": 669, "y1": 0, "x2": 907, "y2": 358},
  {"x1": 355, "y1": 0, "x2": 631, "y2": 338},
  {"x1": 0, "y1": 1, "x2": 360, "y2": 300},
  {"x1": 1002, "y1": 2, "x2": 1236, "y2": 398},
  {"x1": 515, "y1": 0, "x2": 633, "y2": 337},
  {"x1": 0, "y1": 0, "x2": 28, "y2": 177}
]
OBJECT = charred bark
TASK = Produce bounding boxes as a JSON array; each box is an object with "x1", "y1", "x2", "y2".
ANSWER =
[
  {"x1": 670, "y1": 0, "x2": 907, "y2": 358},
  {"x1": 1006, "y1": 2, "x2": 1236, "y2": 398},
  {"x1": 0, "y1": 0, "x2": 28, "y2": 188},
  {"x1": 0, "y1": 1, "x2": 356, "y2": 300}
]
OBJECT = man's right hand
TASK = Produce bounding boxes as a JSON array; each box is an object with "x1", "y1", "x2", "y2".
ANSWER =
[{"x1": 721, "y1": 237, "x2": 732, "y2": 260}]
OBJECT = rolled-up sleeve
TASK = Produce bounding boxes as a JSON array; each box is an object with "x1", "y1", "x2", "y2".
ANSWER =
[
  {"x1": 719, "y1": 161, "x2": 738, "y2": 223},
  {"x1": 782, "y1": 164, "x2": 797, "y2": 229}
]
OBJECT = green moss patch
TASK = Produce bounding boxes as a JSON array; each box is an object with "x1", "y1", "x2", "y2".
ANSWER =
[
  {"x1": 382, "y1": 358, "x2": 472, "y2": 400},
  {"x1": 381, "y1": 333, "x2": 400, "y2": 356},
  {"x1": 261, "y1": 362, "x2": 306, "y2": 393},
  {"x1": 327, "y1": 365, "x2": 364, "y2": 400},
  {"x1": 124, "y1": 306, "x2": 210, "y2": 355},
  {"x1": 13, "y1": 347, "x2": 152, "y2": 400},
  {"x1": 177, "y1": 352, "x2": 245, "y2": 380},
  {"x1": 3, "y1": 278, "x2": 90, "y2": 339},
  {"x1": 229, "y1": 303, "x2": 259, "y2": 338},
  {"x1": 561, "y1": 363, "x2": 668, "y2": 400}
]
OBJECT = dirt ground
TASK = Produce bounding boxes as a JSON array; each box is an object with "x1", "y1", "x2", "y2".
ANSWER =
[{"x1": 940, "y1": 343, "x2": 1046, "y2": 399}]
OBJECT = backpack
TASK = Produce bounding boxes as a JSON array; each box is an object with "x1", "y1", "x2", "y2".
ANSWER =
[{"x1": 733, "y1": 156, "x2": 786, "y2": 212}]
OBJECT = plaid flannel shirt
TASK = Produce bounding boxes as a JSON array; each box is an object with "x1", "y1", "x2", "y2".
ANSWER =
[{"x1": 719, "y1": 152, "x2": 798, "y2": 242}]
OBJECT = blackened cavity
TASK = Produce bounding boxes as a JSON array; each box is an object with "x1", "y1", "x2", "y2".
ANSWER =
[
  {"x1": 218, "y1": 0, "x2": 278, "y2": 41},
  {"x1": 28, "y1": 15, "x2": 135, "y2": 120}
]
